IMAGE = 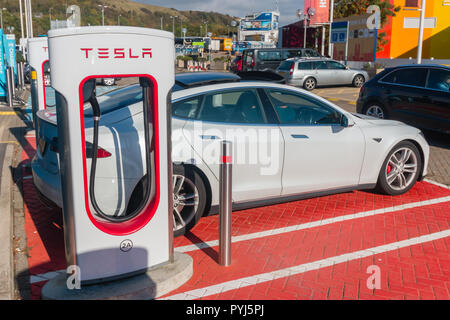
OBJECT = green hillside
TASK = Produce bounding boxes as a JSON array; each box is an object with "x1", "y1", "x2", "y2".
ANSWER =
[{"x1": 0, "y1": 0, "x2": 238, "y2": 40}]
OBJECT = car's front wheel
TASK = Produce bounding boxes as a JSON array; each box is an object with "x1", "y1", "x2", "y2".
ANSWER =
[{"x1": 377, "y1": 141, "x2": 422, "y2": 195}]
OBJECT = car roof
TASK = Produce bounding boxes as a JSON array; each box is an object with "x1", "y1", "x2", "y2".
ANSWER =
[
  {"x1": 173, "y1": 72, "x2": 240, "y2": 92},
  {"x1": 390, "y1": 64, "x2": 450, "y2": 70},
  {"x1": 171, "y1": 80, "x2": 351, "y2": 115}
]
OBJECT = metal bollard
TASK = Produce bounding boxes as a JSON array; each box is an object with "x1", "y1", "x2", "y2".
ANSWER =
[
  {"x1": 219, "y1": 140, "x2": 232, "y2": 266},
  {"x1": 18, "y1": 63, "x2": 23, "y2": 90},
  {"x1": 9, "y1": 67, "x2": 16, "y2": 98},
  {"x1": 6, "y1": 67, "x2": 13, "y2": 107}
]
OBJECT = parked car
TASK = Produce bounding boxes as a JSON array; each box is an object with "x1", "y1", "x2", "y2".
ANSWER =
[
  {"x1": 241, "y1": 47, "x2": 323, "y2": 72},
  {"x1": 99, "y1": 78, "x2": 116, "y2": 86},
  {"x1": 32, "y1": 73, "x2": 429, "y2": 237},
  {"x1": 357, "y1": 64, "x2": 450, "y2": 134},
  {"x1": 277, "y1": 58, "x2": 368, "y2": 90},
  {"x1": 231, "y1": 55, "x2": 243, "y2": 73},
  {"x1": 24, "y1": 63, "x2": 31, "y2": 84}
]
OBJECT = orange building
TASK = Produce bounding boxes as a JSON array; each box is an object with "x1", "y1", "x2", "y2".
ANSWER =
[{"x1": 377, "y1": 0, "x2": 450, "y2": 60}]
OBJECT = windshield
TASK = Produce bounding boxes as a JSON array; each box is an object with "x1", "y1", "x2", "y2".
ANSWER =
[{"x1": 83, "y1": 84, "x2": 142, "y2": 117}]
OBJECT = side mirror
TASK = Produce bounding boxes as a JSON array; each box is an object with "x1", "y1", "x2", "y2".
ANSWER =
[
  {"x1": 345, "y1": 66, "x2": 349, "y2": 70},
  {"x1": 340, "y1": 114, "x2": 355, "y2": 127}
]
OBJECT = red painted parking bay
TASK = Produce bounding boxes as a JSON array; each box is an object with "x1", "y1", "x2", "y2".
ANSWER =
[{"x1": 21, "y1": 136, "x2": 450, "y2": 300}]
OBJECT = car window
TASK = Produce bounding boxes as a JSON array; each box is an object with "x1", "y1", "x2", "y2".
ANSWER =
[
  {"x1": 244, "y1": 51, "x2": 253, "y2": 65},
  {"x1": 282, "y1": 50, "x2": 302, "y2": 60},
  {"x1": 266, "y1": 89, "x2": 341, "y2": 125},
  {"x1": 173, "y1": 95, "x2": 203, "y2": 119},
  {"x1": 382, "y1": 68, "x2": 428, "y2": 87},
  {"x1": 326, "y1": 61, "x2": 346, "y2": 70},
  {"x1": 313, "y1": 61, "x2": 328, "y2": 70},
  {"x1": 426, "y1": 68, "x2": 450, "y2": 91},
  {"x1": 258, "y1": 50, "x2": 281, "y2": 62},
  {"x1": 197, "y1": 89, "x2": 266, "y2": 124},
  {"x1": 297, "y1": 62, "x2": 313, "y2": 70},
  {"x1": 278, "y1": 60, "x2": 295, "y2": 70}
]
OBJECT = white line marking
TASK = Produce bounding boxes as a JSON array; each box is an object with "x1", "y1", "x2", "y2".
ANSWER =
[
  {"x1": 28, "y1": 195, "x2": 450, "y2": 284},
  {"x1": 162, "y1": 229, "x2": 450, "y2": 300},
  {"x1": 175, "y1": 196, "x2": 450, "y2": 253},
  {"x1": 424, "y1": 179, "x2": 450, "y2": 189}
]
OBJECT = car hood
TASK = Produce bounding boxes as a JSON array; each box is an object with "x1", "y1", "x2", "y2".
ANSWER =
[
  {"x1": 351, "y1": 113, "x2": 406, "y2": 127},
  {"x1": 350, "y1": 68, "x2": 368, "y2": 74}
]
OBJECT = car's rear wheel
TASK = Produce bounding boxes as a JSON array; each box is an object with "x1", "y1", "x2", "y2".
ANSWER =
[
  {"x1": 353, "y1": 74, "x2": 365, "y2": 88},
  {"x1": 303, "y1": 77, "x2": 316, "y2": 91},
  {"x1": 377, "y1": 141, "x2": 422, "y2": 195},
  {"x1": 172, "y1": 165, "x2": 207, "y2": 237},
  {"x1": 126, "y1": 165, "x2": 208, "y2": 237},
  {"x1": 363, "y1": 102, "x2": 387, "y2": 119}
]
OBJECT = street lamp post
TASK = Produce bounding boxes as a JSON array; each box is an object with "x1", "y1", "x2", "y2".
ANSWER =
[
  {"x1": 98, "y1": 5, "x2": 108, "y2": 26},
  {"x1": 180, "y1": 19, "x2": 183, "y2": 37},
  {"x1": 170, "y1": 15, "x2": 178, "y2": 35},
  {"x1": 417, "y1": 0, "x2": 426, "y2": 64},
  {"x1": 328, "y1": 0, "x2": 335, "y2": 57},
  {"x1": 49, "y1": 8, "x2": 52, "y2": 26},
  {"x1": 1, "y1": 8, "x2": 7, "y2": 31},
  {"x1": 118, "y1": 14, "x2": 121, "y2": 26}
]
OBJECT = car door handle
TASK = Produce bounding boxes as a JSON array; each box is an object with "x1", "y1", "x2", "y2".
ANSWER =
[
  {"x1": 291, "y1": 134, "x2": 309, "y2": 139},
  {"x1": 200, "y1": 135, "x2": 222, "y2": 140}
]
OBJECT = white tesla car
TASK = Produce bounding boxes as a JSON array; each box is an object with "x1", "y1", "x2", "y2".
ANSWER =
[{"x1": 32, "y1": 73, "x2": 429, "y2": 236}]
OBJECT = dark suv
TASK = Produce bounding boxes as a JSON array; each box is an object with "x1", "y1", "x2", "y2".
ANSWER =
[
  {"x1": 357, "y1": 64, "x2": 450, "y2": 134},
  {"x1": 242, "y1": 47, "x2": 323, "y2": 72}
]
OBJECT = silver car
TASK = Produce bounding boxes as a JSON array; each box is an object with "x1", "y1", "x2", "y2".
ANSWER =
[{"x1": 277, "y1": 58, "x2": 369, "y2": 91}]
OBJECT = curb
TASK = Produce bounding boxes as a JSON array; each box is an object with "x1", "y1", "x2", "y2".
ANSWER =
[
  {"x1": 42, "y1": 252, "x2": 193, "y2": 300},
  {"x1": 0, "y1": 144, "x2": 14, "y2": 299}
]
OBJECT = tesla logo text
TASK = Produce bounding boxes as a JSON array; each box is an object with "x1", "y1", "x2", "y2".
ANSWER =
[{"x1": 80, "y1": 48, "x2": 152, "y2": 59}]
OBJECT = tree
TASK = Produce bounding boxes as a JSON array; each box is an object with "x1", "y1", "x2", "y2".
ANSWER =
[{"x1": 334, "y1": 0, "x2": 401, "y2": 51}]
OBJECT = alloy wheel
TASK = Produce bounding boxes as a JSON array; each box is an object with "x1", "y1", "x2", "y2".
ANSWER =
[
  {"x1": 366, "y1": 105, "x2": 385, "y2": 119},
  {"x1": 354, "y1": 75, "x2": 364, "y2": 87},
  {"x1": 385, "y1": 147, "x2": 418, "y2": 191},
  {"x1": 172, "y1": 174, "x2": 199, "y2": 232},
  {"x1": 304, "y1": 78, "x2": 316, "y2": 90}
]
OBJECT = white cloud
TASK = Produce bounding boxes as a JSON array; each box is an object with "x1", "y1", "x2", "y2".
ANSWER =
[{"x1": 134, "y1": 0, "x2": 305, "y2": 26}]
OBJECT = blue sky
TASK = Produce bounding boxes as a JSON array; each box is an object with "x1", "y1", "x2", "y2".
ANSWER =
[{"x1": 134, "y1": 0, "x2": 306, "y2": 26}]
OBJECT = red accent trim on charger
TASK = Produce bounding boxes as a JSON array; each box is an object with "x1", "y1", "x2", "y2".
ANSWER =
[
  {"x1": 78, "y1": 74, "x2": 161, "y2": 236},
  {"x1": 42, "y1": 60, "x2": 49, "y2": 109}
]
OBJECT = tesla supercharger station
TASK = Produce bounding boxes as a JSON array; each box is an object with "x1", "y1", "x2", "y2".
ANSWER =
[
  {"x1": 27, "y1": 37, "x2": 49, "y2": 127},
  {"x1": 42, "y1": 27, "x2": 193, "y2": 295}
]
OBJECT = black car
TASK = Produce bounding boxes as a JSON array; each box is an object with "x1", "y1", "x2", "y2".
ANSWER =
[{"x1": 357, "y1": 64, "x2": 450, "y2": 134}]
